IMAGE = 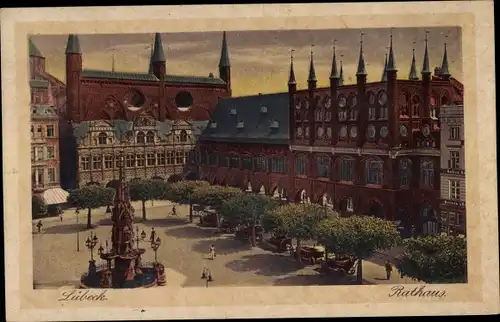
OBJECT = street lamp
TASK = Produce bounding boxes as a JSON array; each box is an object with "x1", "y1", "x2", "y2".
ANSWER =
[
  {"x1": 150, "y1": 235, "x2": 162, "y2": 263},
  {"x1": 75, "y1": 208, "x2": 80, "y2": 252},
  {"x1": 85, "y1": 231, "x2": 99, "y2": 276},
  {"x1": 134, "y1": 225, "x2": 147, "y2": 249}
]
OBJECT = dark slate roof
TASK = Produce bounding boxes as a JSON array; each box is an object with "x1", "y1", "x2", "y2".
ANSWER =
[
  {"x1": 30, "y1": 79, "x2": 49, "y2": 88},
  {"x1": 80, "y1": 69, "x2": 226, "y2": 85},
  {"x1": 200, "y1": 93, "x2": 289, "y2": 145},
  {"x1": 29, "y1": 38, "x2": 43, "y2": 57},
  {"x1": 66, "y1": 34, "x2": 81, "y2": 54},
  {"x1": 31, "y1": 105, "x2": 58, "y2": 119},
  {"x1": 81, "y1": 69, "x2": 159, "y2": 81}
]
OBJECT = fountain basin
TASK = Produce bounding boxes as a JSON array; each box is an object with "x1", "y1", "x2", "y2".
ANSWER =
[{"x1": 80, "y1": 266, "x2": 161, "y2": 289}]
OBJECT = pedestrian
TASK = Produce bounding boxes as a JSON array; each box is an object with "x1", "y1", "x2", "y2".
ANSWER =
[
  {"x1": 171, "y1": 205, "x2": 177, "y2": 216},
  {"x1": 209, "y1": 244, "x2": 216, "y2": 260},
  {"x1": 385, "y1": 260, "x2": 393, "y2": 280},
  {"x1": 36, "y1": 220, "x2": 43, "y2": 233},
  {"x1": 59, "y1": 211, "x2": 63, "y2": 222}
]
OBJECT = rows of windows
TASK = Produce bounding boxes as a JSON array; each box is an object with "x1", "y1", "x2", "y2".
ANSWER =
[
  {"x1": 80, "y1": 151, "x2": 188, "y2": 170},
  {"x1": 32, "y1": 167, "x2": 57, "y2": 185},
  {"x1": 31, "y1": 145, "x2": 56, "y2": 161},
  {"x1": 30, "y1": 124, "x2": 55, "y2": 138},
  {"x1": 200, "y1": 153, "x2": 288, "y2": 174},
  {"x1": 95, "y1": 130, "x2": 190, "y2": 146}
]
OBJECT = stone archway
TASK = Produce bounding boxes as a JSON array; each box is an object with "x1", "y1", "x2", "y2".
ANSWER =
[
  {"x1": 420, "y1": 203, "x2": 438, "y2": 236},
  {"x1": 295, "y1": 189, "x2": 310, "y2": 204},
  {"x1": 258, "y1": 184, "x2": 266, "y2": 195},
  {"x1": 338, "y1": 196, "x2": 354, "y2": 214},
  {"x1": 319, "y1": 193, "x2": 334, "y2": 210},
  {"x1": 246, "y1": 181, "x2": 253, "y2": 193},
  {"x1": 272, "y1": 186, "x2": 287, "y2": 201}
]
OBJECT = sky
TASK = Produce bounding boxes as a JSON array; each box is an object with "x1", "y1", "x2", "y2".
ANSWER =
[{"x1": 31, "y1": 27, "x2": 462, "y2": 97}]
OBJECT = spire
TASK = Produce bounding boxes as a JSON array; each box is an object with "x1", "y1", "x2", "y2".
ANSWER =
[
  {"x1": 356, "y1": 32, "x2": 367, "y2": 76},
  {"x1": 386, "y1": 29, "x2": 397, "y2": 71},
  {"x1": 151, "y1": 32, "x2": 166, "y2": 63},
  {"x1": 409, "y1": 42, "x2": 419, "y2": 80},
  {"x1": 308, "y1": 45, "x2": 317, "y2": 82},
  {"x1": 422, "y1": 30, "x2": 431, "y2": 75},
  {"x1": 339, "y1": 57, "x2": 344, "y2": 85},
  {"x1": 440, "y1": 35, "x2": 451, "y2": 77},
  {"x1": 65, "y1": 34, "x2": 81, "y2": 54},
  {"x1": 28, "y1": 38, "x2": 43, "y2": 57},
  {"x1": 381, "y1": 52, "x2": 388, "y2": 82},
  {"x1": 219, "y1": 31, "x2": 231, "y2": 68},
  {"x1": 288, "y1": 49, "x2": 296, "y2": 85},
  {"x1": 330, "y1": 39, "x2": 339, "y2": 79},
  {"x1": 148, "y1": 45, "x2": 154, "y2": 74}
]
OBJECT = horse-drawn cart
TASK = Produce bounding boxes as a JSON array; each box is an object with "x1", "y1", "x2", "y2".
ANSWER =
[
  {"x1": 321, "y1": 257, "x2": 358, "y2": 275},
  {"x1": 267, "y1": 235, "x2": 292, "y2": 252},
  {"x1": 294, "y1": 245, "x2": 325, "y2": 264}
]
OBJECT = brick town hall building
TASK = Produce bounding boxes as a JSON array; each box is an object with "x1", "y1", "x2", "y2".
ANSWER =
[
  {"x1": 194, "y1": 33, "x2": 464, "y2": 236},
  {"x1": 60, "y1": 32, "x2": 232, "y2": 189}
]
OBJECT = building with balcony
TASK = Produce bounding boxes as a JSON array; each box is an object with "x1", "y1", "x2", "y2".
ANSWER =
[{"x1": 439, "y1": 103, "x2": 466, "y2": 235}]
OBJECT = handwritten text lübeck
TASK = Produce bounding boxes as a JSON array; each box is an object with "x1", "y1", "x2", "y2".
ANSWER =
[
  {"x1": 388, "y1": 285, "x2": 447, "y2": 298},
  {"x1": 58, "y1": 290, "x2": 108, "y2": 301}
]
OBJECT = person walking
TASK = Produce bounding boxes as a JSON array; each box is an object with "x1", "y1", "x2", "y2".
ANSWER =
[
  {"x1": 209, "y1": 244, "x2": 216, "y2": 260},
  {"x1": 59, "y1": 210, "x2": 64, "y2": 222},
  {"x1": 36, "y1": 220, "x2": 43, "y2": 233},
  {"x1": 385, "y1": 260, "x2": 393, "y2": 280}
]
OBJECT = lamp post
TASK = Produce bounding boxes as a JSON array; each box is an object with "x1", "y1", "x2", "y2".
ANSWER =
[
  {"x1": 85, "y1": 231, "x2": 99, "y2": 276},
  {"x1": 75, "y1": 208, "x2": 80, "y2": 252},
  {"x1": 134, "y1": 225, "x2": 147, "y2": 249},
  {"x1": 150, "y1": 235, "x2": 162, "y2": 263}
]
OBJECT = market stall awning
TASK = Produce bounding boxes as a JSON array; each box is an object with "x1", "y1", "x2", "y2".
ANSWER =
[{"x1": 42, "y1": 188, "x2": 69, "y2": 205}]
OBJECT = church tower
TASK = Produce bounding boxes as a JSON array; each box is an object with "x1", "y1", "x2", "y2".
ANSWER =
[
  {"x1": 65, "y1": 34, "x2": 82, "y2": 122},
  {"x1": 219, "y1": 31, "x2": 231, "y2": 94}
]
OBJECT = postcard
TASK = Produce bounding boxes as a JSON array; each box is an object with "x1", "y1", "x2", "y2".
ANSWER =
[{"x1": 1, "y1": 2, "x2": 498, "y2": 321}]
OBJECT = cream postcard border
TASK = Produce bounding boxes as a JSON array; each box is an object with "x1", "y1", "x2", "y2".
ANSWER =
[{"x1": 2, "y1": 2, "x2": 498, "y2": 320}]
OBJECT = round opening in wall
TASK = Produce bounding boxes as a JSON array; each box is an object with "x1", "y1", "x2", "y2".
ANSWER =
[
  {"x1": 123, "y1": 89, "x2": 146, "y2": 111},
  {"x1": 175, "y1": 91, "x2": 193, "y2": 111}
]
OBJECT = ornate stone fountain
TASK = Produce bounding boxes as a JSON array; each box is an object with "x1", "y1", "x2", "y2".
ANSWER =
[{"x1": 80, "y1": 153, "x2": 166, "y2": 288}]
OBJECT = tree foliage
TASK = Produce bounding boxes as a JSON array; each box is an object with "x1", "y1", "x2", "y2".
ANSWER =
[
  {"x1": 32, "y1": 194, "x2": 47, "y2": 219},
  {"x1": 191, "y1": 185, "x2": 243, "y2": 211},
  {"x1": 219, "y1": 194, "x2": 277, "y2": 246},
  {"x1": 67, "y1": 186, "x2": 115, "y2": 228},
  {"x1": 315, "y1": 215, "x2": 401, "y2": 283},
  {"x1": 129, "y1": 179, "x2": 168, "y2": 220},
  {"x1": 165, "y1": 180, "x2": 209, "y2": 222},
  {"x1": 395, "y1": 234, "x2": 467, "y2": 284}
]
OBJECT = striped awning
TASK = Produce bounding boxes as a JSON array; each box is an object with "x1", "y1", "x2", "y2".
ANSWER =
[{"x1": 42, "y1": 188, "x2": 69, "y2": 205}]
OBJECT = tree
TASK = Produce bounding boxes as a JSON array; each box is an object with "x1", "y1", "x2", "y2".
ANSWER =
[
  {"x1": 165, "y1": 180, "x2": 209, "y2": 222},
  {"x1": 32, "y1": 194, "x2": 47, "y2": 219},
  {"x1": 68, "y1": 186, "x2": 115, "y2": 228},
  {"x1": 129, "y1": 180, "x2": 167, "y2": 221},
  {"x1": 396, "y1": 234, "x2": 467, "y2": 284},
  {"x1": 265, "y1": 203, "x2": 327, "y2": 263},
  {"x1": 191, "y1": 185, "x2": 243, "y2": 227},
  {"x1": 315, "y1": 215, "x2": 401, "y2": 284},
  {"x1": 219, "y1": 194, "x2": 277, "y2": 246}
]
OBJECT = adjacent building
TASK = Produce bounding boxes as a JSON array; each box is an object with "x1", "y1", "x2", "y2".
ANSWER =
[
  {"x1": 29, "y1": 38, "x2": 68, "y2": 206},
  {"x1": 195, "y1": 33, "x2": 464, "y2": 236},
  {"x1": 60, "y1": 32, "x2": 232, "y2": 188},
  {"x1": 439, "y1": 103, "x2": 466, "y2": 235}
]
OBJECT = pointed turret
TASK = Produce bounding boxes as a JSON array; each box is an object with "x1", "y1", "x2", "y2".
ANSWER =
[
  {"x1": 308, "y1": 45, "x2": 317, "y2": 84},
  {"x1": 218, "y1": 31, "x2": 231, "y2": 92},
  {"x1": 381, "y1": 53, "x2": 388, "y2": 82},
  {"x1": 440, "y1": 38, "x2": 451, "y2": 79},
  {"x1": 409, "y1": 43, "x2": 419, "y2": 80},
  {"x1": 339, "y1": 58, "x2": 344, "y2": 86},
  {"x1": 151, "y1": 33, "x2": 166, "y2": 63},
  {"x1": 148, "y1": 45, "x2": 154, "y2": 74},
  {"x1": 330, "y1": 40, "x2": 339, "y2": 80},
  {"x1": 288, "y1": 50, "x2": 297, "y2": 85},
  {"x1": 219, "y1": 31, "x2": 231, "y2": 68},
  {"x1": 421, "y1": 31, "x2": 431, "y2": 75},
  {"x1": 356, "y1": 33, "x2": 367, "y2": 76},
  {"x1": 29, "y1": 38, "x2": 43, "y2": 57},
  {"x1": 65, "y1": 34, "x2": 81, "y2": 54},
  {"x1": 386, "y1": 32, "x2": 397, "y2": 72}
]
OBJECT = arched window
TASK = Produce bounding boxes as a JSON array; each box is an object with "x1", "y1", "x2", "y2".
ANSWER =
[
  {"x1": 146, "y1": 131, "x2": 155, "y2": 143},
  {"x1": 316, "y1": 155, "x2": 331, "y2": 178},
  {"x1": 399, "y1": 158, "x2": 412, "y2": 187},
  {"x1": 420, "y1": 203, "x2": 438, "y2": 236},
  {"x1": 295, "y1": 154, "x2": 307, "y2": 175},
  {"x1": 242, "y1": 155, "x2": 252, "y2": 170},
  {"x1": 253, "y1": 156, "x2": 268, "y2": 172},
  {"x1": 339, "y1": 157, "x2": 354, "y2": 181},
  {"x1": 411, "y1": 96, "x2": 420, "y2": 117},
  {"x1": 136, "y1": 131, "x2": 145, "y2": 144},
  {"x1": 180, "y1": 130, "x2": 188, "y2": 143},
  {"x1": 30, "y1": 125, "x2": 34, "y2": 137},
  {"x1": 270, "y1": 157, "x2": 287, "y2": 173},
  {"x1": 365, "y1": 158, "x2": 384, "y2": 185},
  {"x1": 420, "y1": 159, "x2": 435, "y2": 187},
  {"x1": 98, "y1": 132, "x2": 107, "y2": 145}
]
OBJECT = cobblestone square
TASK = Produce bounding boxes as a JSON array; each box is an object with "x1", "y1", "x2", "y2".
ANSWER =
[{"x1": 33, "y1": 202, "x2": 420, "y2": 289}]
